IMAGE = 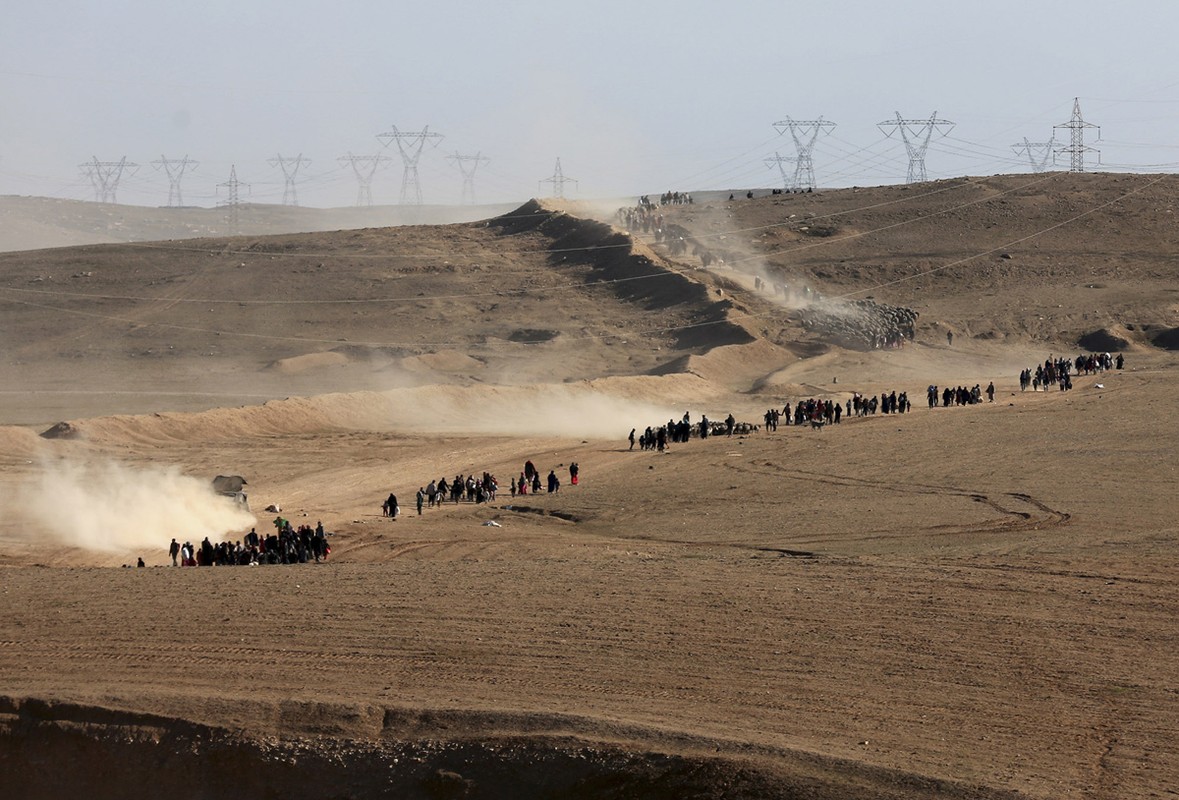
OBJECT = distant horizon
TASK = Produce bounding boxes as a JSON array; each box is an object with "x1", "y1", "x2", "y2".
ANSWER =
[
  {"x1": 4, "y1": 2, "x2": 1178, "y2": 208},
  {"x1": 1, "y1": 168, "x2": 1171, "y2": 214}
]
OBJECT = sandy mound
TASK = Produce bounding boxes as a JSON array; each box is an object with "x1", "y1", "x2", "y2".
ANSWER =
[
  {"x1": 1077, "y1": 327, "x2": 1131, "y2": 352},
  {"x1": 265, "y1": 352, "x2": 351, "y2": 374},
  {"x1": 1151, "y1": 326, "x2": 1179, "y2": 350},
  {"x1": 400, "y1": 350, "x2": 484, "y2": 372},
  {"x1": 0, "y1": 195, "x2": 519, "y2": 254},
  {"x1": 650, "y1": 339, "x2": 794, "y2": 389},
  {"x1": 0, "y1": 426, "x2": 45, "y2": 459},
  {"x1": 43, "y1": 375, "x2": 713, "y2": 447}
]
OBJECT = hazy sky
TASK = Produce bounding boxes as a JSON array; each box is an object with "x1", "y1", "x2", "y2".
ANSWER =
[{"x1": 2, "y1": 0, "x2": 1177, "y2": 208}]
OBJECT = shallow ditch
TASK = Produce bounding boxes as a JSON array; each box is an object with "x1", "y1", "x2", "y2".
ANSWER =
[{"x1": 0, "y1": 697, "x2": 1020, "y2": 800}]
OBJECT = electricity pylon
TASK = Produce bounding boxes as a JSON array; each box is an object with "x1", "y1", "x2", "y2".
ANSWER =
[
  {"x1": 78, "y1": 156, "x2": 138, "y2": 204},
  {"x1": 539, "y1": 158, "x2": 577, "y2": 199},
  {"x1": 151, "y1": 155, "x2": 198, "y2": 207},
  {"x1": 217, "y1": 165, "x2": 249, "y2": 232},
  {"x1": 771, "y1": 116, "x2": 835, "y2": 190},
  {"x1": 376, "y1": 125, "x2": 444, "y2": 205},
  {"x1": 447, "y1": 151, "x2": 490, "y2": 205},
  {"x1": 764, "y1": 152, "x2": 798, "y2": 190},
  {"x1": 268, "y1": 153, "x2": 310, "y2": 206},
  {"x1": 877, "y1": 112, "x2": 955, "y2": 183},
  {"x1": 338, "y1": 152, "x2": 391, "y2": 207},
  {"x1": 1012, "y1": 138, "x2": 1056, "y2": 173},
  {"x1": 1054, "y1": 98, "x2": 1100, "y2": 172}
]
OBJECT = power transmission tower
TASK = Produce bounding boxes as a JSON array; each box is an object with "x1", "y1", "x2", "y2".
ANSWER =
[
  {"x1": 78, "y1": 156, "x2": 138, "y2": 204},
  {"x1": 1011, "y1": 138, "x2": 1056, "y2": 173},
  {"x1": 877, "y1": 112, "x2": 955, "y2": 183},
  {"x1": 217, "y1": 165, "x2": 249, "y2": 232},
  {"x1": 539, "y1": 158, "x2": 577, "y2": 199},
  {"x1": 764, "y1": 152, "x2": 797, "y2": 190},
  {"x1": 771, "y1": 116, "x2": 836, "y2": 190},
  {"x1": 376, "y1": 125, "x2": 444, "y2": 205},
  {"x1": 151, "y1": 155, "x2": 199, "y2": 207},
  {"x1": 338, "y1": 152, "x2": 391, "y2": 207},
  {"x1": 268, "y1": 153, "x2": 311, "y2": 206},
  {"x1": 447, "y1": 151, "x2": 490, "y2": 205},
  {"x1": 1054, "y1": 97, "x2": 1100, "y2": 172}
]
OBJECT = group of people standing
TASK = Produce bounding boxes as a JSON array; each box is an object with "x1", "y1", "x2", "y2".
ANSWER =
[
  {"x1": 928, "y1": 384, "x2": 994, "y2": 408},
  {"x1": 167, "y1": 518, "x2": 329, "y2": 567},
  {"x1": 384, "y1": 472, "x2": 502, "y2": 520},
  {"x1": 380, "y1": 460, "x2": 581, "y2": 522},
  {"x1": 628, "y1": 366, "x2": 1094, "y2": 453},
  {"x1": 509, "y1": 460, "x2": 574, "y2": 496},
  {"x1": 629, "y1": 411, "x2": 757, "y2": 452},
  {"x1": 1020, "y1": 352, "x2": 1122, "y2": 392}
]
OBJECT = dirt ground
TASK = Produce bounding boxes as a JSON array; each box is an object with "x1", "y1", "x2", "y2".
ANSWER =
[{"x1": 1, "y1": 175, "x2": 1178, "y2": 798}]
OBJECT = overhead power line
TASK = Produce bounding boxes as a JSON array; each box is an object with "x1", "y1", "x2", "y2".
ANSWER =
[
  {"x1": 337, "y1": 152, "x2": 391, "y2": 207},
  {"x1": 764, "y1": 152, "x2": 796, "y2": 190},
  {"x1": 78, "y1": 156, "x2": 138, "y2": 204},
  {"x1": 151, "y1": 155, "x2": 198, "y2": 207},
  {"x1": 377, "y1": 125, "x2": 445, "y2": 205},
  {"x1": 539, "y1": 158, "x2": 577, "y2": 199},
  {"x1": 877, "y1": 112, "x2": 955, "y2": 183},
  {"x1": 447, "y1": 151, "x2": 490, "y2": 205},
  {"x1": 1054, "y1": 97, "x2": 1100, "y2": 172},
  {"x1": 268, "y1": 153, "x2": 311, "y2": 206},
  {"x1": 771, "y1": 116, "x2": 836, "y2": 190},
  {"x1": 216, "y1": 164, "x2": 249, "y2": 232}
]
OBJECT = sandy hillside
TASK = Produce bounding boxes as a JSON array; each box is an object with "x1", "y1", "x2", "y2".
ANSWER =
[
  {"x1": 1, "y1": 174, "x2": 1178, "y2": 799},
  {"x1": 0, "y1": 195, "x2": 519, "y2": 253}
]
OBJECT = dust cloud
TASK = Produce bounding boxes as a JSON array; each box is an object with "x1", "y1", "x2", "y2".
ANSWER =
[
  {"x1": 378, "y1": 382, "x2": 687, "y2": 438},
  {"x1": 12, "y1": 458, "x2": 255, "y2": 553}
]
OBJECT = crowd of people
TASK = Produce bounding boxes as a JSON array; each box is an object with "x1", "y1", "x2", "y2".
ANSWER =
[
  {"x1": 384, "y1": 472, "x2": 502, "y2": 520},
  {"x1": 386, "y1": 460, "x2": 581, "y2": 522},
  {"x1": 926, "y1": 383, "x2": 994, "y2": 407},
  {"x1": 623, "y1": 354, "x2": 1121, "y2": 454},
  {"x1": 628, "y1": 411, "x2": 766, "y2": 451},
  {"x1": 616, "y1": 197, "x2": 717, "y2": 263},
  {"x1": 628, "y1": 390, "x2": 923, "y2": 449},
  {"x1": 1019, "y1": 352, "x2": 1122, "y2": 392},
  {"x1": 643, "y1": 191, "x2": 693, "y2": 206},
  {"x1": 167, "y1": 518, "x2": 329, "y2": 567},
  {"x1": 152, "y1": 350, "x2": 1126, "y2": 568},
  {"x1": 508, "y1": 460, "x2": 572, "y2": 495}
]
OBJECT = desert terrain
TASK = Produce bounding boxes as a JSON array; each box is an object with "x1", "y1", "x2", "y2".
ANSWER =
[{"x1": 1, "y1": 172, "x2": 1178, "y2": 798}]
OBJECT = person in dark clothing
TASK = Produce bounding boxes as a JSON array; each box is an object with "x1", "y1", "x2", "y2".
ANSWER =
[
  {"x1": 169, "y1": 538, "x2": 180, "y2": 566},
  {"x1": 547, "y1": 470, "x2": 560, "y2": 493}
]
